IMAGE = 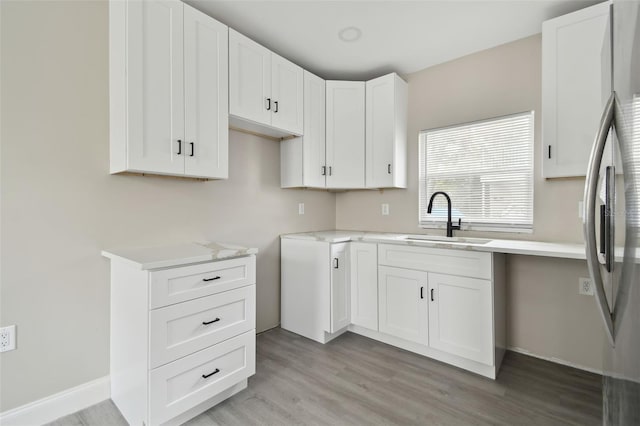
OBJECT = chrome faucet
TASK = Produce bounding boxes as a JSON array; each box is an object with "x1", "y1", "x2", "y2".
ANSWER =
[{"x1": 427, "y1": 191, "x2": 461, "y2": 237}]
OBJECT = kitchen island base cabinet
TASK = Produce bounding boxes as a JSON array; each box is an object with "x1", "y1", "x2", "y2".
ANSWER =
[{"x1": 107, "y1": 254, "x2": 256, "y2": 426}]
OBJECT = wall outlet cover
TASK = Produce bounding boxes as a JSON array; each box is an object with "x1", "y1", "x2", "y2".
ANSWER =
[
  {"x1": 298, "y1": 203, "x2": 304, "y2": 215},
  {"x1": 0, "y1": 325, "x2": 16, "y2": 352},
  {"x1": 579, "y1": 277, "x2": 595, "y2": 296},
  {"x1": 381, "y1": 203, "x2": 390, "y2": 216}
]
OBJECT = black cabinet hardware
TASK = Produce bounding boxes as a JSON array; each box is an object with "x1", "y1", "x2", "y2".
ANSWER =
[
  {"x1": 274, "y1": 101, "x2": 279, "y2": 113},
  {"x1": 334, "y1": 258, "x2": 339, "y2": 269},
  {"x1": 266, "y1": 98, "x2": 271, "y2": 111},
  {"x1": 189, "y1": 142, "x2": 194, "y2": 157},
  {"x1": 548, "y1": 145, "x2": 552, "y2": 159},
  {"x1": 328, "y1": 166, "x2": 332, "y2": 176},
  {"x1": 202, "y1": 368, "x2": 220, "y2": 379},
  {"x1": 321, "y1": 166, "x2": 326, "y2": 176},
  {"x1": 431, "y1": 289, "x2": 435, "y2": 301},
  {"x1": 177, "y1": 139, "x2": 182, "y2": 155},
  {"x1": 388, "y1": 164, "x2": 391, "y2": 174},
  {"x1": 202, "y1": 318, "x2": 221, "y2": 326},
  {"x1": 420, "y1": 287, "x2": 424, "y2": 299},
  {"x1": 203, "y1": 276, "x2": 221, "y2": 282}
]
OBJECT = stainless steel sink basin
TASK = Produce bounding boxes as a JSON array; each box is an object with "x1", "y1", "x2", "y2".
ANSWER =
[{"x1": 402, "y1": 235, "x2": 492, "y2": 245}]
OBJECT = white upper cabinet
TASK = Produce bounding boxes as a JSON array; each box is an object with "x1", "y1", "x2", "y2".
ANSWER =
[
  {"x1": 271, "y1": 54, "x2": 304, "y2": 135},
  {"x1": 326, "y1": 81, "x2": 366, "y2": 189},
  {"x1": 366, "y1": 73, "x2": 408, "y2": 188},
  {"x1": 542, "y1": 1, "x2": 611, "y2": 178},
  {"x1": 229, "y1": 29, "x2": 303, "y2": 137},
  {"x1": 183, "y1": 5, "x2": 229, "y2": 178},
  {"x1": 109, "y1": 0, "x2": 228, "y2": 179},
  {"x1": 228, "y1": 29, "x2": 271, "y2": 128},
  {"x1": 281, "y1": 71, "x2": 326, "y2": 188}
]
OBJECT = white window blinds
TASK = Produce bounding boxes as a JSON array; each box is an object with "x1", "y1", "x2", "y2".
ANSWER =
[{"x1": 419, "y1": 111, "x2": 534, "y2": 232}]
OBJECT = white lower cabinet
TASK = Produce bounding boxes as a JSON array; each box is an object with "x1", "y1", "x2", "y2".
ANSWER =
[
  {"x1": 281, "y1": 237, "x2": 505, "y2": 379},
  {"x1": 427, "y1": 273, "x2": 493, "y2": 365},
  {"x1": 349, "y1": 242, "x2": 378, "y2": 330},
  {"x1": 330, "y1": 243, "x2": 351, "y2": 332},
  {"x1": 108, "y1": 255, "x2": 256, "y2": 426},
  {"x1": 378, "y1": 266, "x2": 428, "y2": 345},
  {"x1": 280, "y1": 238, "x2": 350, "y2": 343}
]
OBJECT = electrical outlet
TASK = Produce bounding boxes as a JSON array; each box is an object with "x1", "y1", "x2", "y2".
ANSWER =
[
  {"x1": 298, "y1": 203, "x2": 304, "y2": 215},
  {"x1": 381, "y1": 203, "x2": 389, "y2": 216},
  {"x1": 0, "y1": 325, "x2": 16, "y2": 352},
  {"x1": 579, "y1": 277, "x2": 595, "y2": 296}
]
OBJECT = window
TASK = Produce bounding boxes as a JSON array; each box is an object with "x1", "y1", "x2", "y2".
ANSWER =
[{"x1": 419, "y1": 111, "x2": 534, "y2": 232}]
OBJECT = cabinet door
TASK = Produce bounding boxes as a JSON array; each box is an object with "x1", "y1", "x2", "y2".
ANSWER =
[
  {"x1": 126, "y1": 0, "x2": 184, "y2": 175},
  {"x1": 229, "y1": 29, "x2": 271, "y2": 127},
  {"x1": 183, "y1": 5, "x2": 228, "y2": 179},
  {"x1": 271, "y1": 54, "x2": 304, "y2": 135},
  {"x1": 350, "y1": 243, "x2": 378, "y2": 330},
  {"x1": 326, "y1": 81, "x2": 365, "y2": 188},
  {"x1": 303, "y1": 71, "x2": 327, "y2": 187},
  {"x1": 366, "y1": 73, "x2": 407, "y2": 189},
  {"x1": 542, "y1": 2, "x2": 611, "y2": 178},
  {"x1": 330, "y1": 243, "x2": 350, "y2": 333},
  {"x1": 428, "y1": 273, "x2": 493, "y2": 365},
  {"x1": 378, "y1": 266, "x2": 428, "y2": 345}
]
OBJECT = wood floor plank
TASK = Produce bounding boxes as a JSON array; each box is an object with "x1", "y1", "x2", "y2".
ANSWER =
[{"x1": 47, "y1": 328, "x2": 602, "y2": 426}]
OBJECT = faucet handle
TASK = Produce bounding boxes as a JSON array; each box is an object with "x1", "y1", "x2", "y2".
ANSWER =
[{"x1": 452, "y1": 218, "x2": 462, "y2": 230}]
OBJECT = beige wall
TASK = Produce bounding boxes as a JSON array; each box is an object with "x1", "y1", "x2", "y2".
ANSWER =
[
  {"x1": 336, "y1": 35, "x2": 606, "y2": 370},
  {"x1": 0, "y1": 1, "x2": 335, "y2": 412}
]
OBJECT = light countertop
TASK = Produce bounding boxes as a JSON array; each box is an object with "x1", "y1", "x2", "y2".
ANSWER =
[
  {"x1": 281, "y1": 230, "x2": 630, "y2": 262},
  {"x1": 102, "y1": 241, "x2": 258, "y2": 270}
]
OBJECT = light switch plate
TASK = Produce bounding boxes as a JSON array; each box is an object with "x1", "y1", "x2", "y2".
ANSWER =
[
  {"x1": 298, "y1": 203, "x2": 305, "y2": 215},
  {"x1": 381, "y1": 204, "x2": 389, "y2": 216}
]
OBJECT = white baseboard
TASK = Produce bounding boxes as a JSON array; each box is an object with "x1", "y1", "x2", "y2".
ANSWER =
[
  {"x1": 507, "y1": 346, "x2": 603, "y2": 375},
  {"x1": 0, "y1": 376, "x2": 110, "y2": 426}
]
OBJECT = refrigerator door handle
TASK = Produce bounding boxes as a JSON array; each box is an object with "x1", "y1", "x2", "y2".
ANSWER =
[{"x1": 583, "y1": 91, "x2": 616, "y2": 346}]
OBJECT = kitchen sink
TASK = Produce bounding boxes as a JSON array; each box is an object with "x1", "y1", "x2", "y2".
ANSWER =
[{"x1": 402, "y1": 235, "x2": 492, "y2": 245}]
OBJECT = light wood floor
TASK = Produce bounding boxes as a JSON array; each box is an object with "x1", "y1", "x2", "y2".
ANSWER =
[{"x1": 48, "y1": 328, "x2": 602, "y2": 425}]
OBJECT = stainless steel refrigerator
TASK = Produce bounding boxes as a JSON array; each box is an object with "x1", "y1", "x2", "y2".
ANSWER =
[{"x1": 583, "y1": 0, "x2": 640, "y2": 423}]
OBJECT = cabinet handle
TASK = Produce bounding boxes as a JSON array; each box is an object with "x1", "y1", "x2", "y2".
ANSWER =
[
  {"x1": 274, "y1": 101, "x2": 279, "y2": 113},
  {"x1": 266, "y1": 98, "x2": 271, "y2": 111},
  {"x1": 328, "y1": 166, "x2": 332, "y2": 176},
  {"x1": 202, "y1": 317, "x2": 221, "y2": 326},
  {"x1": 420, "y1": 287, "x2": 424, "y2": 299},
  {"x1": 177, "y1": 139, "x2": 182, "y2": 155},
  {"x1": 548, "y1": 145, "x2": 552, "y2": 159},
  {"x1": 388, "y1": 164, "x2": 391, "y2": 174},
  {"x1": 431, "y1": 289, "x2": 435, "y2": 301},
  {"x1": 203, "y1": 276, "x2": 221, "y2": 282},
  {"x1": 321, "y1": 166, "x2": 326, "y2": 176},
  {"x1": 202, "y1": 368, "x2": 220, "y2": 379},
  {"x1": 189, "y1": 142, "x2": 194, "y2": 157},
  {"x1": 334, "y1": 258, "x2": 339, "y2": 269}
]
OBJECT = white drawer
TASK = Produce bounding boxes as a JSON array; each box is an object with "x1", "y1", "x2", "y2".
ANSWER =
[
  {"x1": 378, "y1": 244, "x2": 492, "y2": 280},
  {"x1": 149, "y1": 285, "x2": 256, "y2": 368},
  {"x1": 149, "y1": 330, "x2": 256, "y2": 426},
  {"x1": 150, "y1": 256, "x2": 256, "y2": 309}
]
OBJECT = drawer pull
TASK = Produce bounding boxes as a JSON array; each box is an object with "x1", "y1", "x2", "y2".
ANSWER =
[
  {"x1": 203, "y1": 276, "x2": 221, "y2": 282},
  {"x1": 202, "y1": 368, "x2": 220, "y2": 379},
  {"x1": 202, "y1": 317, "x2": 221, "y2": 326}
]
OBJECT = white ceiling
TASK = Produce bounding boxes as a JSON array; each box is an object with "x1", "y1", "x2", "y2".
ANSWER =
[{"x1": 187, "y1": 0, "x2": 603, "y2": 80}]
